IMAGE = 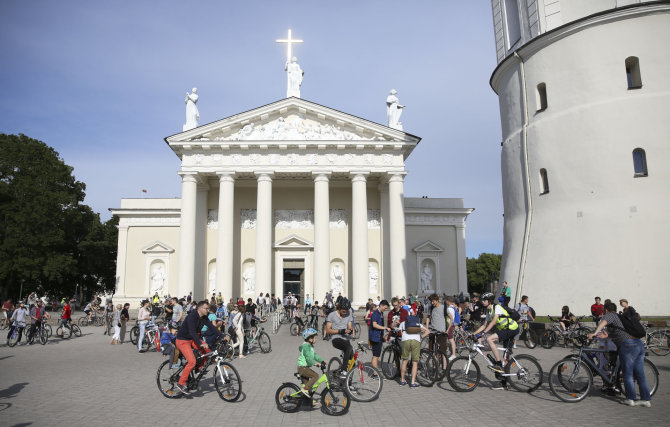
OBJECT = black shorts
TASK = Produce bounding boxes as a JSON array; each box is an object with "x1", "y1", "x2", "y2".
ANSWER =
[
  {"x1": 495, "y1": 328, "x2": 518, "y2": 345},
  {"x1": 370, "y1": 340, "x2": 382, "y2": 357}
]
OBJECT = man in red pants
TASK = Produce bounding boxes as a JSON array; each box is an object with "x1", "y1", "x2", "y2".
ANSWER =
[{"x1": 175, "y1": 300, "x2": 226, "y2": 395}]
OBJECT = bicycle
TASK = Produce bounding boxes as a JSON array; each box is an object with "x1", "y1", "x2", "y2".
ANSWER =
[
  {"x1": 156, "y1": 338, "x2": 241, "y2": 401},
  {"x1": 244, "y1": 325, "x2": 271, "y2": 353},
  {"x1": 517, "y1": 320, "x2": 538, "y2": 349},
  {"x1": 548, "y1": 339, "x2": 659, "y2": 402},
  {"x1": 541, "y1": 316, "x2": 592, "y2": 349},
  {"x1": 642, "y1": 324, "x2": 670, "y2": 356},
  {"x1": 446, "y1": 333, "x2": 543, "y2": 392},
  {"x1": 56, "y1": 320, "x2": 80, "y2": 339},
  {"x1": 275, "y1": 365, "x2": 350, "y2": 415},
  {"x1": 27, "y1": 321, "x2": 49, "y2": 345},
  {"x1": 6, "y1": 325, "x2": 26, "y2": 347},
  {"x1": 379, "y1": 330, "x2": 437, "y2": 387},
  {"x1": 141, "y1": 323, "x2": 163, "y2": 352},
  {"x1": 420, "y1": 327, "x2": 452, "y2": 381},
  {"x1": 326, "y1": 341, "x2": 384, "y2": 402}
]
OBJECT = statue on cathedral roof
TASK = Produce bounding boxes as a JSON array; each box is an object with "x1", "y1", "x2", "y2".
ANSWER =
[
  {"x1": 386, "y1": 89, "x2": 404, "y2": 131},
  {"x1": 285, "y1": 57, "x2": 304, "y2": 98},
  {"x1": 183, "y1": 87, "x2": 200, "y2": 131}
]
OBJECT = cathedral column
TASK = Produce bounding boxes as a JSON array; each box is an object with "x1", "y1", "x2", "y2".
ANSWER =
[
  {"x1": 388, "y1": 172, "x2": 407, "y2": 298},
  {"x1": 177, "y1": 172, "x2": 198, "y2": 299},
  {"x1": 114, "y1": 225, "x2": 129, "y2": 298},
  {"x1": 255, "y1": 172, "x2": 273, "y2": 297},
  {"x1": 455, "y1": 224, "x2": 468, "y2": 296},
  {"x1": 216, "y1": 173, "x2": 235, "y2": 301},
  {"x1": 313, "y1": 172, "x2": 331, "y2": 303},
  {"x1": 379, "y1": 183, "x2": 391, "y2": 300},
  {"x1": 351, "y1": 172, "x2": 369, "y2": 307}
]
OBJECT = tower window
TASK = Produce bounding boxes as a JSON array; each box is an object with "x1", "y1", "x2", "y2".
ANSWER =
[
  {"x1": 625, "y1": 56, "x2": 642, "y2": 89},
  {"x1": 632, "y1": 148, "x2": 648, "y2": 177},
  {"x1": 503, "y1": 0, "x2": 521, "y2": 50},
  {"x1": 539, "y1": 169, "x2": 549, "y2": 194},
  {"x1": 536, "y1": 83, "x2": 547, "y2": 111}
]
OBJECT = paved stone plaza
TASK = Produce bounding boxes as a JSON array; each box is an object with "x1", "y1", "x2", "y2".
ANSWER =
[{"x1": 1, "y1": 315, "x2": 668, "y2": 426}]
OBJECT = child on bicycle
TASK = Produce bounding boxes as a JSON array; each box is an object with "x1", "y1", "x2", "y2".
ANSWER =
[
  {"x1": 161, "y1": 321, "x2": 180, "y2": 369},
  {"x1": 297, "y1": 328, "x2": 326, "y2": 398}
]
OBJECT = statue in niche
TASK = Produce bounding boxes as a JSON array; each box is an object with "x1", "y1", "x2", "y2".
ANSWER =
[
  {"x1": 209, "y1": 268, "x2": 216, "y2": 294},
  {"x1": 183, "y1": 87, "x2": 200, "y2": 131},
  {"x1": 368, "y1": 263, "x2": 378, "y2": 293},
  {"x1": 150, "y1": 264, "x2": 167, "y2": 294},
  {"x1": 386, "y1": 89, "x2": 404, "y2": 131},
  {"x1": 420, "y1": 263, "x2": 434, "y2": 293},
  {"x1": 285, "y1": 57, "x2": 304, "y2": 98},
  {"x1": 243, "y1": 264, "x2": 256, "y2": 294},
  {"x1": 330, "y1": 263, "x2": 344, "y2": 295}
]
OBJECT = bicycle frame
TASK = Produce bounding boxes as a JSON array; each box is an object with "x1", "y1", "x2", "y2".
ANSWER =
[
  {"x1": 289, "y1": 372, "x2": 331, "y2": 397},
  {"x1": 566, "y1": 346, "x2": 619, "y2": 387},
  {"x1": 462, "y1": 342, "x2": 523, "y2": 378}
]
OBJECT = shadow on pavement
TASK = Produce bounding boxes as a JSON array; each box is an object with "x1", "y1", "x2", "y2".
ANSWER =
[
  {"x1": 0, "y1": 355, "x2": 14, "y2": 361},
  {"x1": 0, "y1": 382, "x2": 28, "y2": 399}
]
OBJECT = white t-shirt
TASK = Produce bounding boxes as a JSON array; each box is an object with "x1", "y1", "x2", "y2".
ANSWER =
[
  {"x1": 398, "y1": 321, "x2": 426, "y2": 343},
  {"x1": 447, "y1": 305, "x2": 456, "y2": 325}
]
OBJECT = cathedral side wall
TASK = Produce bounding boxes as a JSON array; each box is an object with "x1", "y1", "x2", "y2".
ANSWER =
[{"x1": 405, "y1": 226, "x2": 459, "y2": 297}]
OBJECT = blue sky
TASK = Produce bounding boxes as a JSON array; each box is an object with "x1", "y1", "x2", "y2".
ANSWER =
[{"x1": 0, "y1": 0, "x2": 503, "y2": 258}]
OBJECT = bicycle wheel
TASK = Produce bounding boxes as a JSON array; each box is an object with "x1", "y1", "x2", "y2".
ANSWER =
[
  {"x1": 352, "y1": 323, "x2": 361, "y2": 340},
  {"x1": 524, "y1": 329, "x2": 537, "y2": 349},
  {"x1": 433, "y1": 350, "x2": 449, "y2": 381},
  {"x1": 648, "y1": 331, "x2": 670, "y2": 356},
  {"x1": 541, "y1": 330, "x2": 556, "y2": 349},
  {"x1": 321, "y1": 387, "x2": 350, "y2": 416},
  {"x1": 258, "y1": 331, "x2": 271, "y2": 353},
  {"x1": 345, "y1": 363, "x2": 383, "y2": 402},
  {"x1": 416, "y1": 349, "x2": 438, "y2": 387},
  {"x1": 40, "y1": 328, "x2": 49, "y2": 345},
  {"x1": 156, "y1": 360, "x2": 184, "y2": 399},
  {"x1": 44, "y1": 323, "x2": 53, "y2": 337},
  {"x1": 213, "y1": 362, "x2": 241, "y2": 401},
  {"x1": 78, "y1": 317, "x2": 88, "y2": 327},
  {"x1": 446, "y1": 356, "x2": 480, "y2": 392},
  {"x1": 327, "y1": 357, "x2": 342, "y2": 377},
  {"x1": 420, "y1": 335, "x2": 430, "y2": 350},
  {"x1": 7, "y1": 328, "x2": 20, "y2": 347},
  {"x1": 142, "y1": 335, "x2": 151, "y2": 351},
  {"x1": 56, "y1": 325, "x2": 71, "y2": 339},
  {"x1": 95, "y1": 317, "x2": 104, "y2": 327},
  {"x1": 620, "y1": 358, "x2": 659, "y2": 397},
  {"x1": 275, "y1": 383, "x2": 301, "y2": 413},
  {"x1": 280, "y1": 312, "x2": 289, "y2": 325},
  {"x1": 505, "y1": 354, "x2": 543, "y2": 393},
  {"x1": 289, "y1": 323, "x2": 299, "y2": 336},
  {"x1": 572, "y1": 328, "x2": 590, "y2": 348},
  {"x1": 130, "y1": 326, "x2": 139, "y2": 345},
  {"x1": 380, "y1": 347, "x2": 399, "y2": 380},
  {"x1": 71, "y1": 324, "x2": 82, "y2": 337},
  {"x1": 548, "y1": 357, "x2": 592, "y2": 402}
]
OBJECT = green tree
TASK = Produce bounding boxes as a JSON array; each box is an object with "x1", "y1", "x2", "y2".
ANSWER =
[
  {"x1": 0, "y1": 133, "x2": 117, "y2": 300},
  {"x1": 467, "y1": 253, "x2": 502, "y2": 294}
]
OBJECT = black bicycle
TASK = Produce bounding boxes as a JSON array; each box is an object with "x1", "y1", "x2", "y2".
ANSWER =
[
  {"x1": 156, "y1": 339, "x2": 241, "y2": 401},
  {"x1": 380, "y1": 329, "x2": 438, "y2": 387},
  {"x1": 548, "y1": 339, "x2": 659, "y2": 402}
]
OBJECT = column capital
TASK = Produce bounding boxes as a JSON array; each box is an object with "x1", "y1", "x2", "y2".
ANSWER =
[
  {"x1": 216, "y1": 172, "x2": 236, "y2": 183},
  {"x1": 386, "y1": 171, "x2": 407, "y2": 183},
  {"x1": 350, "y1": 171, "x2": 370, "y2": 182},
  {"x1": 312, "y1": 171, "x2": 332, "y2": 182},
  {"x1": 178, "y1": 171, "x2": 199, "y2": 183},
  {"x1": 254, "y1": 171, "x2": 274, "y2": 182}
]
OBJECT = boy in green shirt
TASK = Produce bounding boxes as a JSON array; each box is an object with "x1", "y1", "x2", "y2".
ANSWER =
[{"x1": 297, "y1": 328, "x2": 325, "y2": 397}]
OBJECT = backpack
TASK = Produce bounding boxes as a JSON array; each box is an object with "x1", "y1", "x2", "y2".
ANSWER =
[
  {"x1": 405, "y1": 315, "x2": 421, "y2": 334},
  {"x1": 497, "y1": 304, "x2": 521, "y2": 322},
  {"x1": 616, "y1": 313, "x2": 646, "y2": 338},
  {"x1": 453, "y1": 308, "x2": 461, "y2": 325}
]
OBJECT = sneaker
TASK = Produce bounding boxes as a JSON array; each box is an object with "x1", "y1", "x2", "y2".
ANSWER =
[
  {"x1": 491, "y1": 382, "x2": 509, "y2": 390},
  {"x1": 176, "y1": 384, "x2": 190, "y2": 395},
  {"x1": 409, "y1": 383, "x2": 420, "y2": 388},
  {"x1": 513, "y1": 344, "x2": 517, "y2": 349},
  {"x1": 635, "y1": 400, "x2": 651, "y2": 408},
  {"x1": 138, "y1": 350, "x2": 145, "y2": 353},
  {"x1": 300, "y1": 388, "x2": 310, "y2": 398},
  {"x1": 448, "y1": 355, "x2": 457, "y2": 362},
  {"x1": 338, "y1": 370, "x2": 348, "y2": 379},
  {"x1": 399, "y1": 381, "x2": 407, "y2": 386},
  {"x1": 491, "y1": 363, "x2": 504, "y2": 373},
  {"x1": 171, "y1": 364, "x2": 181, "y2": 369},
  {"x1": 622, "y1": 399, "x2": 635, "y2": 406}
]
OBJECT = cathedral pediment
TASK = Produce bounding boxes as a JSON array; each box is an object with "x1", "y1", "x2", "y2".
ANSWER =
[
  {"x1": 141, "y1": 241, "x2": 175, "y2": 254},
  {"x1": 274, "y1": 234, "x2": 314, "y2": 248},
  {"x1": 165, "y1": 97, "x2": 420, "y2": 147}
]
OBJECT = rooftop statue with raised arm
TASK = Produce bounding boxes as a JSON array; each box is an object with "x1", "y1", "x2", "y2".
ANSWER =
[
  {"x1": 183, "y1": 87, "x2": 200, "y2": 131},
  {"x1": 386, "y1": 89, "x2": 404, "y2": 131},
  {"x1": 285, "y1": 57, "x2": 304, "y2": 98}
]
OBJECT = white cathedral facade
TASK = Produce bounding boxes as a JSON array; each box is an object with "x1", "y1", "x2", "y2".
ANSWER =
[
  {"x1": 111, "y1": 96, "x2": 472, "y2": 307},
  {"x1": 491, "y1": 1, "x2": 670, "y2": 315}
]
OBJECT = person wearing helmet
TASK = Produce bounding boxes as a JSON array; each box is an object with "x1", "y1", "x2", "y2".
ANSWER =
[
  {"x1": 297, "y1": 328, "x2": 326, "y2": 398},
  {"x1": 473, "y1": 292, "x2": 519, "y2": 378},
  {"x1": 325, "y1": 298, "x2": 354, "y2": 376}
]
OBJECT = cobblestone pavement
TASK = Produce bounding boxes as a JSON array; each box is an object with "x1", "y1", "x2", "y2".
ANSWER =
[{"x1": 0, "y1": 314, "x2": 669, "y2": 426}]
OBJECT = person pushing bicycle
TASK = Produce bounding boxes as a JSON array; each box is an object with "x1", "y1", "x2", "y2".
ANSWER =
[
  {"x1": 297, "y1": 328, "x2": 326, "y2": 398},
  {"x1": 325, "y1": 298, "x2": 354, "y2": 377},
  {"x1": 175, "y1": 300, "x2": 228, "y2": 395}
]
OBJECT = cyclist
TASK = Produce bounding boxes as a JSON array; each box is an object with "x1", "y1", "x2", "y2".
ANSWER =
[
  {"x1": 175, "y1": 300, "x2": 227, "y2": 395},
  {"x1": 6, "y1": 300, "x2": 29, "y2": 344},
  {"x1": 58, "y1": 299, "x2": 72, "y2": 337},
  {"x1": 293, "y1": 304, "x2": 305, "y2": 331},
  {"x1": 28, "y1": 300, "x2": 49, "y2": 343},
  {"x1": 513, "y1": 295, "x2": 534, "y2": 348},
  {"x1": 297, "y1": 328, "x2": 326, "y2": 398},
  {"x1": 83, "y1": 301, "x2": 93, "y2": 322},
  {"x1": 473, "y1": 292, "x2": 519, "y2": 375},
  {"x1": 325, "y1": 298, "x2": 354, "y2": 377},
  {"x1": 559, "y1": 305, "x2": 574, "y2": 333}
]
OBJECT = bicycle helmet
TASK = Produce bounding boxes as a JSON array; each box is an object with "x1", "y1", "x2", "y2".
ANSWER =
[
  {"x1": 481, "y1": 292, "x2": 495, "y2": 302},
  {"x1": 302, "y1": 328, "x2": 318, "y2": 341},
  {"x1": 338, "y1": 298, "x2": 351, "y2": 311}
]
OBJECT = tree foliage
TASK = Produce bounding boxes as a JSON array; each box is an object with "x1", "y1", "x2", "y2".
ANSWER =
[
  {"x1": 467, "y1": 253, "x2": 502, "y2": 294},
  {"x1": 0, "y1": 134, "x2": 117, "y2": 300}
]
